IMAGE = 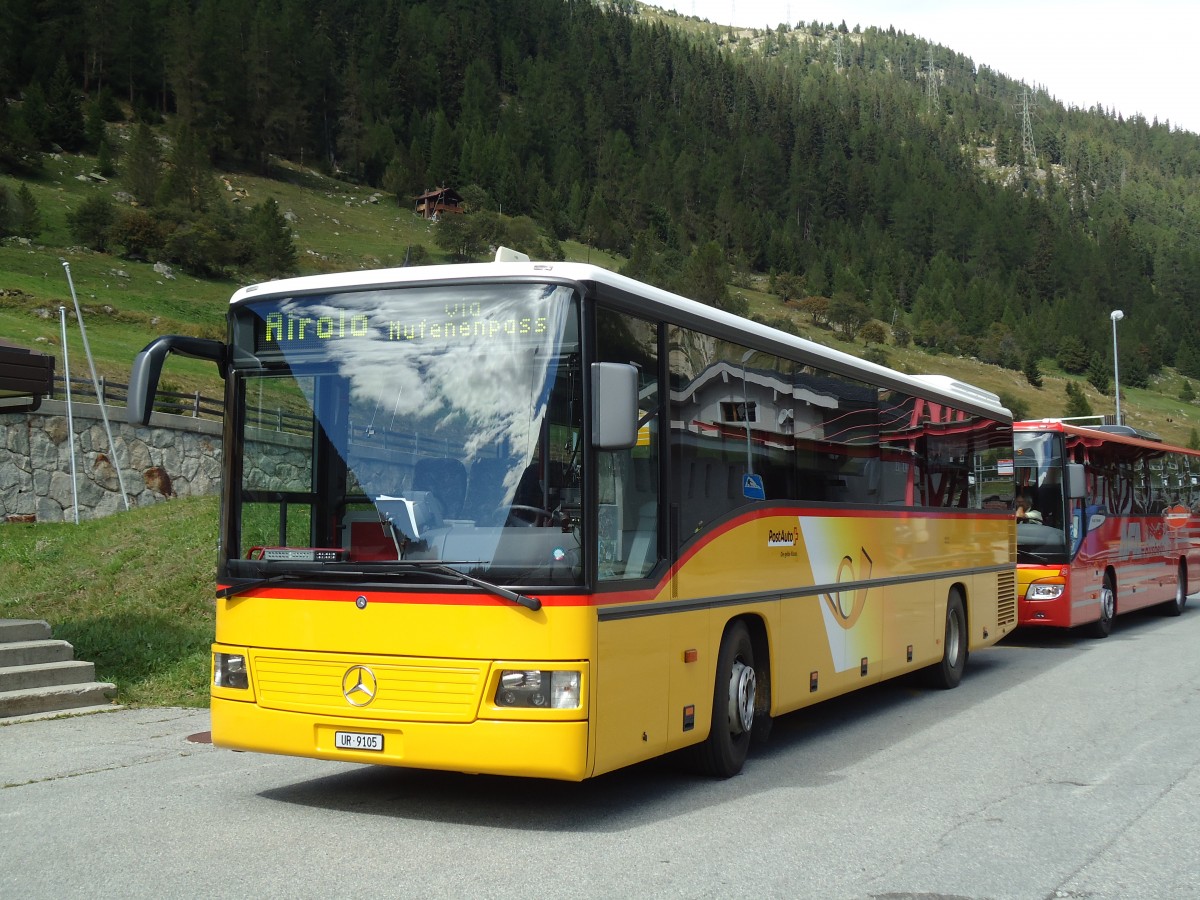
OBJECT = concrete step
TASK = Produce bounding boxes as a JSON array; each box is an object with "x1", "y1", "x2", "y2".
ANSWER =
[
  {"x1": 0, "y1": 619, "x2": 52, "y2": 644},
  {"x1": 0, "y1": 659, "x2": 97, "y2": 692},
  {"x1": 0, "y1": 682, "x2": 117, "y2": 718},
  {"x1": 0, "y1": 639, "x2": 76, "y2": 668}
]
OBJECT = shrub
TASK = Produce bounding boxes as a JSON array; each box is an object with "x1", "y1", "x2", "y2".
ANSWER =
[{"x1": 67, "y1": 193, "x2": 115, "y2": 251}]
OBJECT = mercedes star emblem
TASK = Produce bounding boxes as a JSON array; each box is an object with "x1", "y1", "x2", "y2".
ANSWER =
[{"x1": 341, "y1": 665, "x2": 378, "y2": 707}]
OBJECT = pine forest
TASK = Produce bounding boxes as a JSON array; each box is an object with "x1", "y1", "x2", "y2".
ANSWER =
[{"x1": 3, "y1": 0, "x2": 1200, "y2": 436}]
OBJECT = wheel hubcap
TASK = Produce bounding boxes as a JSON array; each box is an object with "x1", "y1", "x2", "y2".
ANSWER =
[
  {"x1": 946, "y1": 609, "x2": 962, "y2": 668},
  {"x1": 1100, "y1": 586, "x2": 1114, "y2": 621},
  {"x1": 728, "y1": 660, "x2": 756, "y2": 735}
]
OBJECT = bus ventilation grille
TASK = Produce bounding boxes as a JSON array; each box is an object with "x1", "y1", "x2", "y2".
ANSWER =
[{"x1": 996, "y1": 570, "x2": 1017, "y2": 626}]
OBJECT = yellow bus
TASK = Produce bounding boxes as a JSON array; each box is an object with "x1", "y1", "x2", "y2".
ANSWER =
[{"x1": 129, "y1": 249, "x2": 1016, "y2": 780}]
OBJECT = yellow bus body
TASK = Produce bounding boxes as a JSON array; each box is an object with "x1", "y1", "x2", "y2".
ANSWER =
[{"x1": 211, "y1": 509, "x2": 1013, "y2": 780}]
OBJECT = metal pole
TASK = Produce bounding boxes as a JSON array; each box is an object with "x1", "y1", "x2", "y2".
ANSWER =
[
  {"x1": 740, "y1": 349, "x2": 754, "y2": 476},
  {"x1": 1111, "y1": 310, "x2": 1124, "y2": 426},
  {"x1": 59, "y1": 307, "x2": 80, "y2": 524},
  {"x1": 62, "y1": 261, "x2": 130, "y2": 510}
]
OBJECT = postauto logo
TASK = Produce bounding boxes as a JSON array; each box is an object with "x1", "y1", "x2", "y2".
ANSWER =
[{"x1": 768, "y1": 527, "x2": 797, "y2": 547}]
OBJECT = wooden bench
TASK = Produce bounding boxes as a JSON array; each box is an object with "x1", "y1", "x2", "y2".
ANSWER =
[{"x1": 0, "y1": 345, "x2": 55, "y2": 412}]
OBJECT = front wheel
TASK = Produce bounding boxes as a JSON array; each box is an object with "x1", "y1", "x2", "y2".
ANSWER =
[
  {"x1": 1162, "y1": 561, "x2": 1187, "y2": 617},
  {"x1": 1087, "y1": 574, "x2": 1115, "y2": 638},
  {"x1": 692, "y1": 621, "x2": 756, "y2": 778},
  {"x1": 923, "y1": 588, "x2": 967, "y2": 689}
]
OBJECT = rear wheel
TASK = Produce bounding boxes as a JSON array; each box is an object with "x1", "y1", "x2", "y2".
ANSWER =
[
  {"x1": 693, "y1": 620, "x2": 756, "y2": 777},
  {"x1": 1087, "y1": 573, "x2": 1116, "y2": 638},
  {"x1": 924, "y1": 588, "x2": 967, "y2": 689},
  {"x1": 1163, "y1": 561, "x2": 1187, "y2": 617}
]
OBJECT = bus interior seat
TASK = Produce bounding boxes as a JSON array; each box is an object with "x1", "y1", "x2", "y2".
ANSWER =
[
  {"x1": 1038, "y1": 484, "x2": 1063, "y2": 529},
  {"x1": 463, "y1": 457, "x2": 514, "y2": 521},
  {"x1": 728, "y1": 462, "x2": 744, "y2": 499},
  {"x1": 623, "y1": 502, "x2": 658, "y2": 578},
  {"x1": 340, "y1": 510, "x2": 395, "y2": 561},
  {"x1": 632, "y1": 455, "x2": 652, "y2": 493},
  {"x1": 412, "y1": 457, "x2": 468, "y2": 518}
]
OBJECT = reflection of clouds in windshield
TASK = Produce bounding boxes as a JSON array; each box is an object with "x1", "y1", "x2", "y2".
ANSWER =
[{"x1": 263, "y1": 285, "x2": 575, "y2": 498}]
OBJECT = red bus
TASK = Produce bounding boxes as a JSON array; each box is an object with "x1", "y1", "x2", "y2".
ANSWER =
[{"x1": 1014, "y1": 419, "x2": 1199, "y2": 636}]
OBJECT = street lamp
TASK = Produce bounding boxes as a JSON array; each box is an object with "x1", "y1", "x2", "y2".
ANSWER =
[
  {"x1": 1110, "y1": 310, "x2": 1125, "y2": 425},
  {"x1": 740, "y1": 349, "x2": 754, "y2": 475}
]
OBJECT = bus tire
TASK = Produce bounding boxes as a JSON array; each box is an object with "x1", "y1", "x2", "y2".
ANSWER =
[
  {"x1": 693, "y1": 620, "x2": 756, "y2": 778},
  {"x1": 1087, "y1": 573, "x2": 1116, "y2": 638},
  {"x1": 1163, "y1": 561, "x2": 1187, "y2": 617},
  {"x1": 923, "y1": 588, "x2": 967, "y2": 690}
]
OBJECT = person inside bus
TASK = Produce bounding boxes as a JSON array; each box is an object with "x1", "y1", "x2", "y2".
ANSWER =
[
  {"x1": 1019, "y1": 508, "x2": 1042, "y2": 525},
  {"x1": 1014, "y1": 497, "x2": 1032, "y2": 522}
]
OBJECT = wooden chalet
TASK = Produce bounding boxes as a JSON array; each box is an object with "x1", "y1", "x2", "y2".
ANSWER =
[{"x1": 414, "y1": 186, "x2": 463, "y2": 219}]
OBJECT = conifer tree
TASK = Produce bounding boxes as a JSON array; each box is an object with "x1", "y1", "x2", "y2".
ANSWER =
[
  {"x1": 20, "y1": 83, "x2": 51, "y2": 149},
  {"x1": 84, "y1": 99, "x2": 107, "y2": 153},
  {"x1": 96, "y1": 139, "x2": 115, "y2": 178},
  {"x1": 677, "y1": 242, "x2": 731, "y2": 310},
  {"x1": 68, "y1": 194, "x2": 116, "y2": 251},
  {"x1": 1023, "y1": 352, "x2": 1044, "y2": 388},
  {"x1": 247, "y1": 198, "x2": 297, "y2": 276},
  {"x1": 125, "y1": 123, "x2": 162, "y2": 207},
  {"x1": 1086, "y1": 353, "x2": 1110, "y2": 395},
  {"x1": 46, "y1": 57, "x2": 84, "y2": 151},
  {"x1": 15, "y1": 184, "x2": 42, "y2": 238},
  {"x1": 1064, "y1": 382, "x2": 1093, "y2": 418},
  {"x1": 1175, "y1": 335, "x2": 1200, "y2": 379},
  {"x1": 158, "y1": 126, "x2": 216, "y2": 212},
  {"x1": 1056, "y1": 335, "x2": 1089, "y2": 374}
]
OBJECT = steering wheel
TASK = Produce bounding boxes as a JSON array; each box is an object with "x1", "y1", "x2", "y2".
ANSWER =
[{"x1": 498, "y1": 504, "x2": 555, "y2": 527}]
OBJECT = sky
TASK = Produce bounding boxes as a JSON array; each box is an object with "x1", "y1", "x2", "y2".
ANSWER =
[{"x1": 674, "y1": 1, "x2": 1200, "y2": 135}]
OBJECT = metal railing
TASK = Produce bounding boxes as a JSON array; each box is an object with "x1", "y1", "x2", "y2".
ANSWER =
[{"x1": 49, "y1": 374, "x2": 225, "y2": 421}]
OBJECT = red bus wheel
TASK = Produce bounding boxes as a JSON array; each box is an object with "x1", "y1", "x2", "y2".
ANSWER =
[
  {"x1": 1088, "y1": 575, "x2": 1115, "y2": 638},
  {"x1": 1163, "y1": 561, "x2": 1187, "y2": 617}
]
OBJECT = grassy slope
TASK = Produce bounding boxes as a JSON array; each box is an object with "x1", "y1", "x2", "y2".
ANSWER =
[
  {"x1": 7, "y1": 149, "x2": 1190, "y2": 442},
  {"x1": 2, "y1": 135, "x2": 1197, "y2": 708},
  {"x1": 1, "y1": 496, "x2": 219, "y2": 707}
]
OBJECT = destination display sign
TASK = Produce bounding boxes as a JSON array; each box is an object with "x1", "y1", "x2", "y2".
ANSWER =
[{"x1": 251, "y1": 299, "x2": 550, "y2": 353}]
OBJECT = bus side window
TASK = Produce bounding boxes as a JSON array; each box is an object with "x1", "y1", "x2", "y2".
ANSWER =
[{"x1": 597, "y1": 309, "x2": 660, "y2": 581}]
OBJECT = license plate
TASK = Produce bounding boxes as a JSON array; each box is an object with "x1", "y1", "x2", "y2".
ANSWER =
[{"x1": 335, "y1": 730, "x2": 383, "y2": 752}]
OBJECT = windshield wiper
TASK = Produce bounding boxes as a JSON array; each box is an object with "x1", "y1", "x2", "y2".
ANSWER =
[
  {"x1": 351, "y1": 559, "x2": 542, "y2": 611},
  {"x1": 1017, "y1": 549, "x2": 1059, "y2": 564},
  {"x1": 218, "y1": 561, "x2": 541, "y2": 611},
  {"x1": 217, "y1": 572, "x2": 305, "y2": 599},
  {"x1": 217, "y1": 565, "x2": 374, "y2": 599},
  {"x1": 425, "y1": 564, "x2": 542, "y2": 611}
]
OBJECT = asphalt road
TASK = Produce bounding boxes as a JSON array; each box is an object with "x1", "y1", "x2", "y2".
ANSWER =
[{"x1": 3, "y1": 604, "x2": 1199, "y2": 900}]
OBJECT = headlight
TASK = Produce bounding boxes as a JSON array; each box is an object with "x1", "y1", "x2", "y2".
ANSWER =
[
  {"x1": 1026, "y1": 583, "x2": 1065, "y2": 600},
  {"x1": 496, "y1": 669, "x2": 581, "y2": 709},
  {"x1": 213, "y1": 652, "x2": 249, "y2": 689}
]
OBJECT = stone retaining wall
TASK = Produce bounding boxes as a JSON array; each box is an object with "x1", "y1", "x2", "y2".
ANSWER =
[{"x1": 0, "y1": 400, "x2": 222, "y2": 523}]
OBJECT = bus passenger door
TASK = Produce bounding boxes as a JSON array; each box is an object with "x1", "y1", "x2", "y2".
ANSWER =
[{"x1": 592, "y1": 309, "x2": 673, "y2": 774}]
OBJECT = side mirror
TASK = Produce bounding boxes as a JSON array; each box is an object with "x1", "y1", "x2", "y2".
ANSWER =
[
  {"x1": 1066, "y1": 462, "x2": 1087, "y2": 500},
  {"x1": 128, "y1": 335, "x2": 226, "y2": 425},
  {"x1": 591, "y1": 362, "x2": 638, "y2": 450}
]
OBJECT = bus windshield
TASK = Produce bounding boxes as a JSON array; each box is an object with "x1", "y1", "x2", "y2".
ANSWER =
[
  {"x1": 1013, "y1": 431, "x2": 1070, "y2": 560},
  {"x1": 226, "y1": 281, "x2": 584, "y2": 588}
]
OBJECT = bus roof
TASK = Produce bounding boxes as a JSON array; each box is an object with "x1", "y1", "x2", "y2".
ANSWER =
[
  {"x1": 230, "y1": 249, "x2": 1011, "y2": 422},
  {"x1": 1015, "y1": 418, "x2": 1200, "y2": 456}
]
